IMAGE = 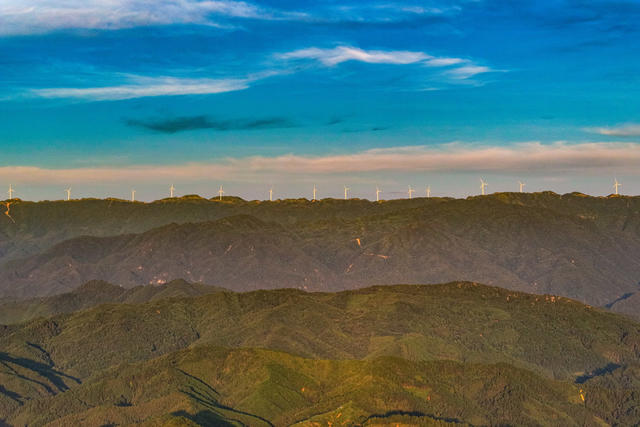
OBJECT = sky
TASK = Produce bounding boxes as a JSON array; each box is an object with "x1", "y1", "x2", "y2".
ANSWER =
[{"x1": 1, "y1": 0, "x2": 640, "y2": 201}]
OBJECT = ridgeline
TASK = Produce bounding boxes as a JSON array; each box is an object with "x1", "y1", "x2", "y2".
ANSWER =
[{"x1": 1, "y1": 192, "x2": 639, "y2": 317}]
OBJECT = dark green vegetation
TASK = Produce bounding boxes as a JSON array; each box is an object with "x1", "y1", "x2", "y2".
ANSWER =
[
  {"x1": 1, "y1": 282, "x2": 640, "y2": 425},
  {"x1": 0, "y1": 279, "x2": 225, "y2": 325},
  {"x1": 1, "y1": 192, "x2": 640, "y2": 317}
]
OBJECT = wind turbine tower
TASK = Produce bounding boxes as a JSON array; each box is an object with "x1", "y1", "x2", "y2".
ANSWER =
[
  {"x1": 519, "y1": 181, "x2": 525, "y2": 193},
  {"x1": 376, "y1": 187, "x2": 382, "y2": 202},
  {"x1": 7, "y1": 185, "x2": 14, "y2": 200},
  {"x1": 614, "y1": 179, "x2": 622, "y2": 195},
  {"x1": 218, "y1": 185, "x2": 224, "y2": 201},
  {"x1": 426, "y1": 185, "x2": 431, "y2": 198},
  {"x1": 480, "y1": 179, "x2": 488, "y2": 196},
  {"x1": 344, "y1": 185, "x2": 350, "y2": 200},
  {"x1": 131, "y1": 189, "x2": 136, "y2": 202},
  {"x1": 408, "y1": 185, "x2": 415, "y2": 200},
  {"x1": 170, "y1": 184, "x2": 175, "y2": 198},
  {"x1": 269, "y1": 187, "x2": 273, "y2": 202},
  {"x1": 313, "y1": 185, "x2": 317, "y2": 201},
  {"x1": 65, "y1": 187, "x2": 71, "y2": 201}
]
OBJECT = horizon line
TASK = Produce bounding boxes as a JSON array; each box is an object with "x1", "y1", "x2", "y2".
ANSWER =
[{"x1": 1, "y1": 190, "x2": 631, "y2": 204}]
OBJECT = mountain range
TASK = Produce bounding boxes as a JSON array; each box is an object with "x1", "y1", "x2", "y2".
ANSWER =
[
  {"x1": 1, "y1": 192, "x2": 640, "y2": 317},
  {"x1": 2, "y1": 282, "x2": 640, "y2": 425}
]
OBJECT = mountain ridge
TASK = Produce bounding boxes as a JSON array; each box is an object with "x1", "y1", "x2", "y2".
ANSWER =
[
  {"x1": 3, "y1": 193, "x2": 640, "y2": 318},
  {"x1": 0, "y1": 279, "x2": 226, "y2": 325}
]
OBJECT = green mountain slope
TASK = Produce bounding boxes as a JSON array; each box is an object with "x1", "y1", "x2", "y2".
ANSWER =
[
  {"x1": 5, "y1": 346, "x2": 607, "y2": 427},
  {"x1": 5, "y1": 283, "x2": 640, "y2": 380},
  {"x1": 0, "y1": 279, "x2": 225, "y2": 325},
  {"x1": 1, "y1": 283, "x2": 639, "y2": 425}
]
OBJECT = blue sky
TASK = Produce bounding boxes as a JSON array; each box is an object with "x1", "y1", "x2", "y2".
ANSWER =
[{"x1": 1, "y1": 0, "x2": 640, "y2": 200}]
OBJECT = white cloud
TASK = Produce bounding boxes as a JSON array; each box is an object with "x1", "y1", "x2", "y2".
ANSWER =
[
  {"x1": 277, "y1": 46, "x2": 432, "y2": 66},
  {"x1": 399, "y1": 6, "x2": 447, "y2": 14},
  {"x1": 277, "y1": 46, "x2": 494, "y2": 83},
  {"x1": 588, "y1": 124, "x2": 640, "y2": 137},
  {"x1": 3, "y1": 142, "x2": 640, "y2": 186},
  {"x1": 424, "y1": 57, "x2": 466, "y2": 67},
  {"x1": 0, "y1": 0, "x2": 290, "y2": 35},
  {"x1": 445, "y1": 65, "x2": 492, "y2": 79},
  {"x1": 324, "y1": 3, "x2": 462, "y2": 23},
  {"x1": 30, "y1": 75, "x2": 253, "y2": 101}
]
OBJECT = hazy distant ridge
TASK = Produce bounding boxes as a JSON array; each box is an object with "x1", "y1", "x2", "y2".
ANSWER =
[{"x1": 1, "y1": 192, "x2": 640, "y2": 317}]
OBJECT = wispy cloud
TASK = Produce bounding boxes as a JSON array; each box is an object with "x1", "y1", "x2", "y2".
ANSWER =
[
  {"x1": 125, "y1": 115, "x2": 294, "y2": 133},
  {"x1": 241, "y1": 142, "x2": 640, "y2": 174},
  {"x1": 277, "y1": 45, "x2": 496, "y2": 84},
  {"x1": 587, "y1": 123, "x2": 640, "y2": 137},
  {"x1": 334, "y1": 3, "x2": 454, "y2": 17},
  {"x1": 30, "y1": 75, "x2": 254, "y2": 101},
  {"x1": 0, "y1": 0, "x2": 301, "y2": 35},
  {"x1": 425, "y1": 57, "x2": 466, "y2": 67},
  {"x1": 3, "y1": 142, "x2": 640, "y2": 185},
  {"x1": 277, "y1": 46, "x2": 431, "y2": 66},
  {"x1": 25, "y1": 44, "x2": 494, "y2": 102},
  {"x1": 396, "y1": 5, "x2": 452, "y2": 15},
  {"x1": 309, "y1": 2, "x2": 464, "y2": 27},
  {"x1": 0, "y1": 1, "x2": 468, "y2": 35},
  {"x1": 445, "y1": 65, "x2": 492, "y2": 79}
]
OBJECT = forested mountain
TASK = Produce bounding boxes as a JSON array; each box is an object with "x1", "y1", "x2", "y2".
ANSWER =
[
  {"x1": 0, "y1": 195, "x2": 437, "y2": 264},
  {"x1": 1, "y1": 193, "x2": 640, "y2": 317},
  {"x1": 0, "y1": 279, "x2": 224, "y2": 325},
  {"x1": 1, "y1": 283, "x2": 639, "y2": 425}
]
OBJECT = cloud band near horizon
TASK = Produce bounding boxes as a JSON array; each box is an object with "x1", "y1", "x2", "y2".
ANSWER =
[
  {"x1": 1, "y1": 142, "x2": 639, "y2": 185},
  {"x1": 589, "y1": 124, "x2": 640, "y2": 137}
]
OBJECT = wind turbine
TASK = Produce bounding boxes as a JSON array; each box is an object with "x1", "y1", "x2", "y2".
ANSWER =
[
  {"x1": 131, "y1": 189, "x2": 136, "y2": 202},
  {"x1": 376, "y1": 187, "x2": 382, "y2": 202},
  {"x1": 7, "y1": 184, "x2": 14, "y2": 200},
  {"x1": 480, "y1": 179, "x2": 488, "y2": 196},
  {"x1": 614, "y1": 179, "x2": 622, "y2": 195},
  {"x1": 65, "y1": 187, "x2": 71, "y2": 201},
  {"x1": 408, "y1": 185, "x2": 415, "y2": 200},
  {"x1": 313, "y1": 185, "x2": 317, "y2": 201},
  {"x1": 344, "y1": 185, "x2": 350, "y2": 200},
  {"x1": 269, "y1": 186, "x2": 273, "y2": 202},
  {"x1": 426, "y1": 185, "x2": 431, "y2": 198},
  {"x1": 218, "y1": 185, "x2": 224, "y2": 201},
  {"x1": 518, "y1": 181, "x2": 525, "y2": 193},
  {"x1": 170, "y1": 184, "x2": 175, "y2": 198}
]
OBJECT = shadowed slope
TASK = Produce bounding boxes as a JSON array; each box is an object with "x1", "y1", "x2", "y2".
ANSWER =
[
  {"x1": 0, "y1": 280, "x2": 225, "y2": 324},
  {"x1": 6, "y1": 346, "x2": 604, "y2": 427}
]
